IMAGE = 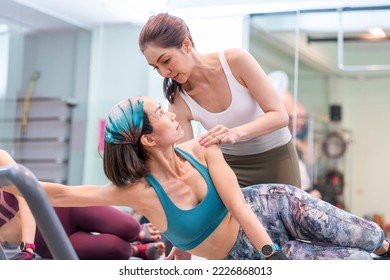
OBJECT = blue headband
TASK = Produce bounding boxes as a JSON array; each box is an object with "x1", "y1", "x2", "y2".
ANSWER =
[{"x1": 104, "y1": 98, "x2": 144, "y2": 144}]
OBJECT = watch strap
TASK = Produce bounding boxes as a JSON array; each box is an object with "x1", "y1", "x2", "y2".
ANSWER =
[
  {"x1": 20, "y1": 242, "x2": 36, "y2": 251},
  {"x1": 259, "y1": 243, "x2": 280, "y2": 260},
  {"x1": 10, "y1": 250, "x2": 35, "y2": 260}
]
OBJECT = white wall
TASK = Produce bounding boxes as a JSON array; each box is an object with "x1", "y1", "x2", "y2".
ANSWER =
[
  {"x1": 184, "y1": 15, "x2": 249, "y2": 53},
  {"x1": 83, "y1": 23, "x2": 148, "y2": 184},
  {"x1": 342, "y1": 77, "x2": 390, "y2": 216},
  {"x1": 0, "y1": 32, "x2": 10, "y2": 150},
  {"x1": 0, "y1": 32, "x2": 8, "y2": 99}
]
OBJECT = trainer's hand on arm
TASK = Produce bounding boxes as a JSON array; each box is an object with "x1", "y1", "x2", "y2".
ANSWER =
[{"x1": 198, "y1": 51, "x2": 290, "y2": 148}]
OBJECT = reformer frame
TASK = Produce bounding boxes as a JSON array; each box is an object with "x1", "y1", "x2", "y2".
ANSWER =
[{"x1": 0, "y1": 164, "x2": 78, "y2": 260}]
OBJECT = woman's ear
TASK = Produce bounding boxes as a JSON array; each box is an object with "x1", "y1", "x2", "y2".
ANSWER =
[
  {"x1": 140, "y1": 134, "x2": 156, "y2": 147},
  {"x1": 183, "y1": 37, "x2": 192, "y2": 53}
]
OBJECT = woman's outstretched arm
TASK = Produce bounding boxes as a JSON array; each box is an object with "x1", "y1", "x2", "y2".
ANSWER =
[{"x1": 0, "y1": 149, "x2": 130, "y2": 209}]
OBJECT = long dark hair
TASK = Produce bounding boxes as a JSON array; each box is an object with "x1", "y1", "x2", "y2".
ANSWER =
[{"x1": 138, "y1": 13, "x2": 195, "y2": 104}]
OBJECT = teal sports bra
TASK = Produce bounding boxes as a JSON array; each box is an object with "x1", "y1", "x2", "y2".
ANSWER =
[{"x1": 146, "y1": 146, "x2": 228, "y2": 251}]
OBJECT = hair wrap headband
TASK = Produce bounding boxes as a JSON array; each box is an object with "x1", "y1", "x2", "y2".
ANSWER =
[{"x1": 104, "y1": 98, "x2": 144, "y2": 145}]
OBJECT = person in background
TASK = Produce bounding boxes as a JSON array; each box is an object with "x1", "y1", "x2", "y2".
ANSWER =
[
  {"x1": 284, "y1": 98, "x2": 321, "y2": 199},
  {"x1": 138, "y1": 13, "x2": 301, "y2": 188},
  {"x1": 2, "y1": 96, "x2": 389, "y2": 260},
  {"x1": 269, "y1": 71, "x2": 320, "y2": 198},
  {"x1": 280, "y1": 90, "x2": 309, "y2": 163}
]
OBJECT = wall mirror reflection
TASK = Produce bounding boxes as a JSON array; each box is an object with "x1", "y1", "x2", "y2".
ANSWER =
[
  {"x1": 0, "y1": 0, "x2": 92, "y2": 185},
  {"x1": 249, "y1": 4, "x2": 390, "y2": 217}
]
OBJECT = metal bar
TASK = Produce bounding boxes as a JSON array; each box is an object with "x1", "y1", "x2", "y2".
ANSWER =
[
  {"x1": 308, "y1": 36, "x2": 390, "y2": 43},
  {"x1": 0, "y1": 164, "x2": 78, "y2": 260}
]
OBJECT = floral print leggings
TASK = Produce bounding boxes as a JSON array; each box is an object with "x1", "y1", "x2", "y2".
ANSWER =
[{"x1": 225, "y1": 184, "x2": 384, "y2": 260}]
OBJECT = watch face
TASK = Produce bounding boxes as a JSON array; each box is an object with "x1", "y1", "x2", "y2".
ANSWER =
[
  {"x1": 19, "y1": 242, "x2": 26, "y2": 250},
  {"x1": 262, "y1": 244, "x2": 274, "y2": 256}
]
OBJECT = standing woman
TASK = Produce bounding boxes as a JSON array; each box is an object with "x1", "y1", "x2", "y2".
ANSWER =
[{"x1": 138, "y1": 13, "x2": 301, "y2": 188}]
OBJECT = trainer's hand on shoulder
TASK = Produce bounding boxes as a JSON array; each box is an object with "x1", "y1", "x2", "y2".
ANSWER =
[{"x1": 199, "y1": 125, "x2": 237, "y2": 147}]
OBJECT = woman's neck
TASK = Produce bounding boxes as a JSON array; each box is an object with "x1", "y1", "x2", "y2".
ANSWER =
[{"x1": 148, "y1": 146, "x2": 184, "y2": 179}]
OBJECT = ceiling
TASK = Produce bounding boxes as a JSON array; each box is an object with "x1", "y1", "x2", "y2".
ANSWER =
[
  {"x1": 0, "y1": 0, "x2": 168, "y2": 33},
  {"x1": 1, "y1": 0, "x2": 389, "y2": 75},
  {"x1": 1, "y1": 0, "x2": 390, "y2": 33}
]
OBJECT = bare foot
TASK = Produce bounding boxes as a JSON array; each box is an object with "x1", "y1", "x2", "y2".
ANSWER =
[{"x1": 136, "y1": 223, "x2": 161, "y2": 243}]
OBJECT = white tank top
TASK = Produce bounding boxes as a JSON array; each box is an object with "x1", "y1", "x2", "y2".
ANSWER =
[{"x1": 179, "y1": 50, "x2": 291, "y2": 156}]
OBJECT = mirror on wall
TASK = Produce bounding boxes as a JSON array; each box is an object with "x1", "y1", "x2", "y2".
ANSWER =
[
  {"x1": 249, "y1": 5, "x2": 390, "y2": 216},
  {"x1": 0, "y1": 0, "x2": 91, "y2": 184}
]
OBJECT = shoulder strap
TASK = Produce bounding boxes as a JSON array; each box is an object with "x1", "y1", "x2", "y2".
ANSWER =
[
  {"x1": 174, "y1": 146, "x2": 211, "y2": 184},
  {"x1": 218, "y1": 50, "x2": 232, "y2": 74},
  {"x1": 146, "y1": 175, "x2": 175, "y2": 210}
]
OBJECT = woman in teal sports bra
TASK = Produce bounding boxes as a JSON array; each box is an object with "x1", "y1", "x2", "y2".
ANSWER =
[{"x1": 2, "y1": 96, "x2": 389, "y2": 260}]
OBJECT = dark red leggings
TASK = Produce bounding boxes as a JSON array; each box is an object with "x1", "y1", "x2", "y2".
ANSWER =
[{"x1": 34, "y1": 206, "x2": 141, "y2": 260}]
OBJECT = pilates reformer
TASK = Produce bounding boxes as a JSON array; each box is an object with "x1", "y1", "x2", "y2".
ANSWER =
[{"x1": 0, "y1": 164, "x2": 78, "y2": 260}]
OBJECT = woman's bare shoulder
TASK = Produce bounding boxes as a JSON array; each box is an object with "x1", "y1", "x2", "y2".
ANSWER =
[
  {"x1": 177, "y1": 138, "x2": 206, "y2": 158},
  {"x1": 176, "y1": 138, "x2": 196, "y2": 151},
  {"x1": 176, "y1": 138, "x2": 222, "y2": 165},
  {"x1": 224, "y1": 48, "x2": 251, "y2": 62}
]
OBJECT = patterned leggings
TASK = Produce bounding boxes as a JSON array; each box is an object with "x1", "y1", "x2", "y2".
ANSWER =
[{"x1": 225, "y1": 184, "x2": 384, "y2": 260}]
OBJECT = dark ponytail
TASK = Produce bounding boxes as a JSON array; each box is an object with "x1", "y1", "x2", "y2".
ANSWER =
[{"x1": 163, "y1": 77, "x2": 183, "y2": 104}]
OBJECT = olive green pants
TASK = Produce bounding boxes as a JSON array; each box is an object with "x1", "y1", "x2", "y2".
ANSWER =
[{"x1": 223, "y1": 139, "x2": 301, "y2": 188}]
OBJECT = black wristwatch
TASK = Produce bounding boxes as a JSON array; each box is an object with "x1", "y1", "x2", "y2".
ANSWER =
[
  {"x1": 19, "y1": 241, "x2": 36, "y2": 251},
  {"x1": 259, "y1": 243, "x2": 280, "y2": 260}
]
